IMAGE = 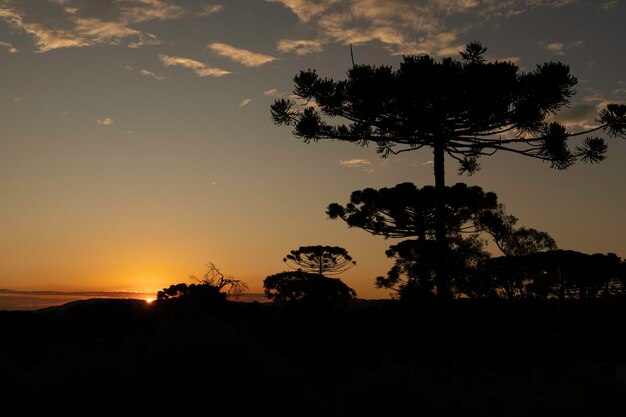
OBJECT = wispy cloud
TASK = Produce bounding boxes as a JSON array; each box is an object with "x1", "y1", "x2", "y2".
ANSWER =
[
  {"x1": 138, "y1": 68, "x2": 166, "y2": 81},
  {"x1": 198, "y1": 4, "x2": 224, "y2": 17},
  {"x1": 97, "y1": 117, "x2": 114, "y2": 126},
  {"x1": 545, "y1": 42, "x2": 565, "y2": 55},
  {"x1": 74, "y1": 17, "x2": 140, "y2": 44},
  {"x1": 553, "y1": 103, "x2": 597, "y2": 128},
  {"x1": 27, "y1": 24, "x2": 89, "y2": 52},
  {"x1": 0, "y1": 7, "x2": 88, "y2": 52},
  {"x1": 127, "y1": 65, "x2": 166, "y2": 80},
  {"x1": 239, "y1": 98, "x2": 253, "y2": 108},
  {"x1": 263, "y1": 88, "x2": 279, "y2": 96},
  {"x1": 207, "y1": 42, "x2": 277, "y2": 67},
  {"x1": 159, "y1": 54, "x2": 231, "y2": 77},
  {"x1": 0, "y1": 40, "x2": 18, "y2": 53},
  {"x1": 277, "y1": 39, "x2": 324, "y2": 56},
  {"x1": 339, "y1": 158, "x2": 371, "y2": 167},
  {"x1": 8, "y1": 94, "x2": 22, "y2": 102},
  {"x1": 0, "y1": 1, "x2": 175, "y2": 52},
  {"x1": 265, "y1": 0, "x2": 337, "y2": 22},
  {"x1": 267, "y1": 0, "x2": 587, "y2": 56},
  {"x1": 120, "y1": 0, "x2": 184, "y2": 24},
  {"x1": 544, "y1": 40, "x2": 584, "y2": 56}
]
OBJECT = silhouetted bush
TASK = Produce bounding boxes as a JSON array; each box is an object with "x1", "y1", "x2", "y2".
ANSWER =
[{"x1": 264, "y1": 271, "x2": 357, "y2": 305}]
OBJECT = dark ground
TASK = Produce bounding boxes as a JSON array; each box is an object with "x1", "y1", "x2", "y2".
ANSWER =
[{"x1": 1, "y1": 297, "x2": 625, "y2": 416}]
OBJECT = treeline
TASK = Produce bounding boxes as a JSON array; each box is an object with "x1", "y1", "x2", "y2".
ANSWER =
[{"x1": 448, "y1": 250, "x2": 625, "y2": 301}]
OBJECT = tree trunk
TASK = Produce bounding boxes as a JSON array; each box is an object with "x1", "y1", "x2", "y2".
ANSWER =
[{"x1": 433, "y1": 141, "x2": 451, "y2": 300}]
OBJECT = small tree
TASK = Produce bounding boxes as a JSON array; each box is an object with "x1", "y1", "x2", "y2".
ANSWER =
[
  {"x1": 283, "y1": 245, "x2": 356, "y2": 276},
  {"x1": 157, "y1": 263, "x2": 248, "y2": 302},
  {"x1": 156, "y1": 282, "x2": 226, "y2": 304},
  {"x1": 264, "y1": 271, "x2": 357, "y2": 305},
  {"x1": 191, "y1": 262, "x2": 248, "y2": 297}
]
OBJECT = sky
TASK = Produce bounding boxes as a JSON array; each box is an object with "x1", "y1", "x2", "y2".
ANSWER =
[{"x1": 1, "y1": 0, "x2": 625, "y2": 301}]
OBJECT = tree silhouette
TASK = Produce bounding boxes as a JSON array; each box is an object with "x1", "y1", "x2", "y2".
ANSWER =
[
  {"x1": 328, "y1": 182, "x2": 495, "y2": 296},
  {"x1": 157, "y1": 263, "x2": 247, "y2": 304},
  {"x1": 156, "y1": 282, "x2": 226, "y2": 304},
  {"x1": 190, "y1": 262, "x2": 248, "y2": 297},
  {"x1": 520, "y1": 250, "x2": 622, "y2": 301},
  {"x1": 284, "y1": 245, "x2": 356, "y2": 276},
  {"x1": 376, "y1": 235, "x2": 492, "y2": 300},
  {"x1": 264, "y1": 271, "x2": 357, "y2": 305},
  {"x1": 327, "y1": 182, "x2": 498, "y2": 240},
  {"x1": 328, "y1": 182, "x2": 557, "y2": 299},
  {"x1": 272, "y1": 41, "x2": 626, "y2": 298},
  {"x1": 476, "y1": 206, "x2": 557, "y2": 257}
]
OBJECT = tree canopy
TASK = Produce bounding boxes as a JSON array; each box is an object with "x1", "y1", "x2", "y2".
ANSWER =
[
  {"x1": 283, "y1": 245, "x2": 356, "y2": 276},
  {"x1": 272, "y1": 41, "x2": 625, "y2": 174},
  {"x1": 327, "y1": 182, "x2": 498, "y2": 240},
  {"x1": 264, "y1": 271, "x2": 357, "y2": 305}
]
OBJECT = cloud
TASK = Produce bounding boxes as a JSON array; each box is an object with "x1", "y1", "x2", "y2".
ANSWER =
[
  {"x1": 545, "y1": 42, "x2": 565, "y2": 55},
  {"x1": 277, "y1": 39, "x2": 324, "y2": 55},
  {"x1": 207, "y1": 42, "x2": 277, "y2": 67},
  {"x1": 0, "y1": 8, "x2": 88, "y2": 52},
  {"x1": 267, "y1": 0, "x2": 586, "y2": 57},
  {"x1": 238, "y1": 98, "x2": 253, "y2": 108},
  {"x1": 8, "y1": 94, "x2": 22, "y2": 102},
  {"x1": 263, "y1": 88, "x2": 279, "y2": 96},
  {"x1": 555, "y1": 103, "x2": 597, "y2": 126},
  {"x1": 265, "y1": 0, "x2": 337, "y2": 22},
  {"x1": 339, "y1": 158, "x2": 371, "y2": 167},
  {"x1": 138, "y1": 68, "x2": 166, "y2": 81},
  {"x1": 0, "y1": 40, "x2": 18, "y2": 53},
  {"x1": 120, "y1": 0, "x2": 184, "y2": 24},
  {"x1": 127, "y1": 65, "x2": 166, "y2": 81},
  {"x1": 158, "y1": 54, "x2": 231, "y2": 77},
  {"x1": 0, "y1": 7, "x2": 23, "y2": 24},
  {"x1": 74, "y1": 17, "x2": 140, "y2": 44},
  {"x1": 544, "y1": 40, "x2": 584, "y2": 56},
  {"x1": 198, "y1": 4, "x2": 224, "y2": 17},
  {"x1": 26, "y1": 24, "x2": 89, "y2": 52},
  {"x1": 97, "y1": 117, "x2": 114, "y2": 126},
  {"x1": 127, "y1": 32, "x2": 161, "y2": 48},
  {"x1": 0, "y1": 1, "x2": 176, "y2": 52}
]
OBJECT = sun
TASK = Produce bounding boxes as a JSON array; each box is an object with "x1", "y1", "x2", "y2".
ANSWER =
[{"x1": 145, "y1": 298, "x2": 154, "y2": 303}]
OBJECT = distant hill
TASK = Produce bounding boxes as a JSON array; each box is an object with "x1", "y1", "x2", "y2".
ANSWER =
[{"x1": 0, "y1": 289, "x2": 269, "y2": 311}]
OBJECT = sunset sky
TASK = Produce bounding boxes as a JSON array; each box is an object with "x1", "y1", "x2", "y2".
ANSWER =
[{"x1": 1, "y1": 0, "x2": 625, "y2": 300}]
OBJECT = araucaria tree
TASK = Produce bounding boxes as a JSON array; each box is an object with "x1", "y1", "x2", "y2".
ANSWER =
[
  {"x1": 264, "y1": 245, "x2": 358, "y2": 305},
  {"x1": 271, "y1": 41, "x2": 626, "y2": 298},
  {"x1": 328, "y1": 182, "x2": 555, "y2": 298},
  {"x1": 284, "y1": 245, "x2": 356, "y2": 276}
]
